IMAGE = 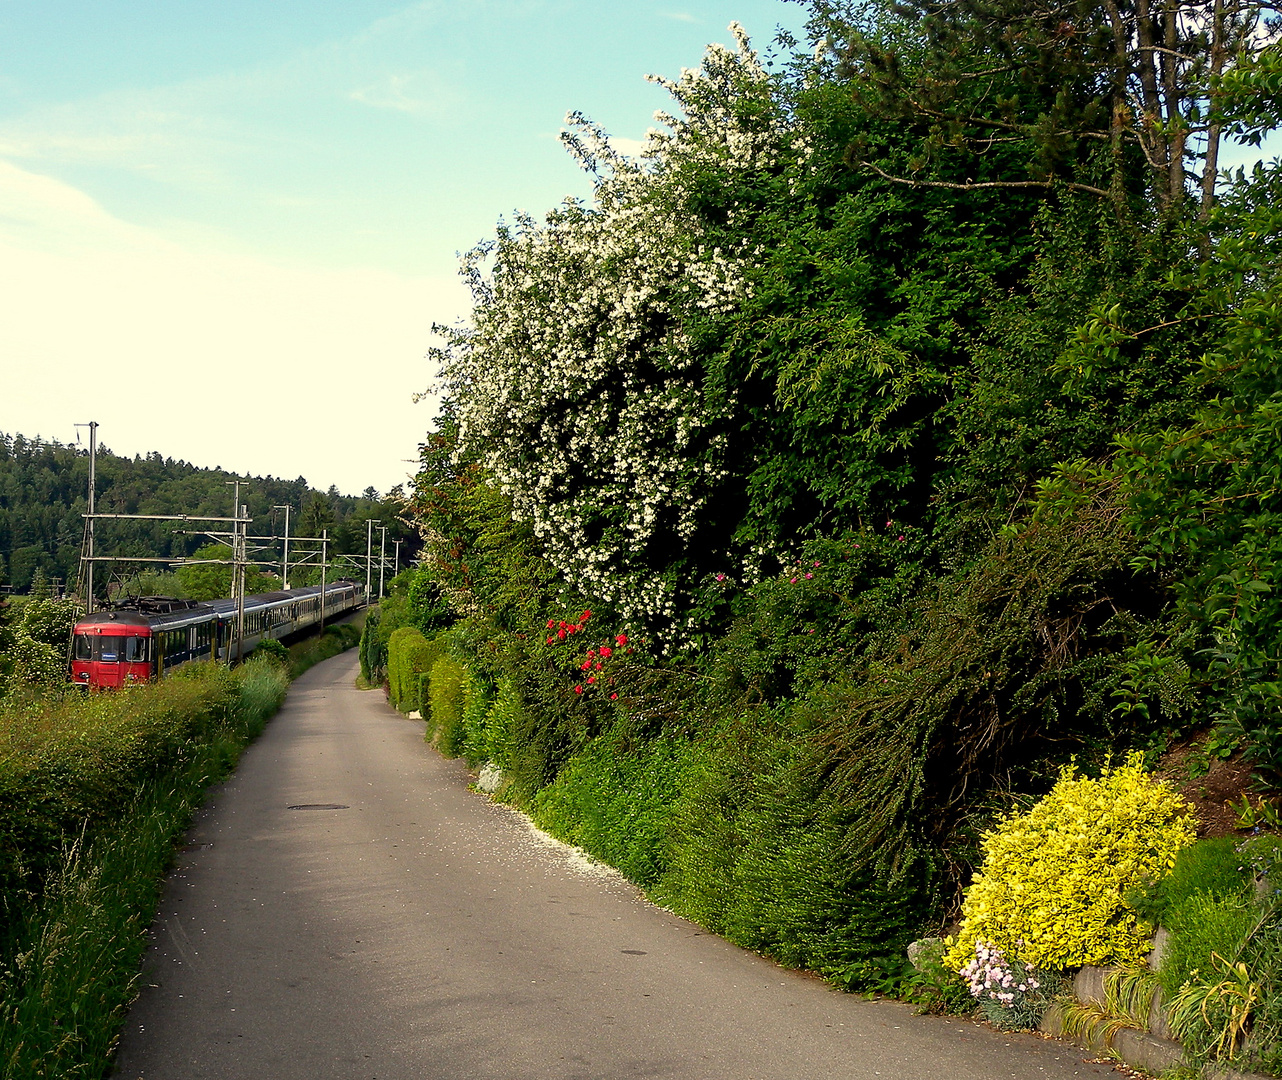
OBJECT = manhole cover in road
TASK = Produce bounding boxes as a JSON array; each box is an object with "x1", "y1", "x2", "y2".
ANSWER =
[{"x1": 287, "y1": 803, "x2": 350, "y2": 811}]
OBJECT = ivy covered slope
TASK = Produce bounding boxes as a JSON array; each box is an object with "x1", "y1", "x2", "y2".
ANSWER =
[{"x1": 390, "y1": 4, "x2": 1282, "y2": 993}]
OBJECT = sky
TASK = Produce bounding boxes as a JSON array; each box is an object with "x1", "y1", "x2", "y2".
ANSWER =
[
  {"x1": 1, "y1": 2, "x2": 1275, "y2": 498},
  {"x1": 0, "y1": 0, "x2": 809, "y2": 495}
]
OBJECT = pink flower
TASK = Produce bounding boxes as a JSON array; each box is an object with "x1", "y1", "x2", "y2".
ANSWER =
[
  {"x1": 813, "y1": 561, "x2": 820, "y2": 567},
  {"x1": 898, "y1": 535, "x2": 904, "y2": 541},
  {"x1": 790, "y1": 577, "x2": 798, "y2": 584},
  {"x1": 805, "y1": 573, "x2": 813, "y2": 579},
  {"x1": 715, "y1": 573, "x2": 726, "y2": 582}
]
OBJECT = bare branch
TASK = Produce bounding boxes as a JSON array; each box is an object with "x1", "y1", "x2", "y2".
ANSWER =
[{"x1": 860, "y1": 161, "x2": 1113, "y2": 197}]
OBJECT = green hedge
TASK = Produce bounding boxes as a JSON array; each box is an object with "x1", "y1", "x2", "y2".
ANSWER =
[
  {"x1": 428, "y1": 655, "x2": 468, "y2": 754},
  {"x1": 0, "y1": 665, "x2": 247, "y2": 905},
  {"x1": 386, "y1": 628, "x2": 446, "y2": 714},
  {"x1": 0, "y1": 659, "x2": 290, "y2": 1078}
]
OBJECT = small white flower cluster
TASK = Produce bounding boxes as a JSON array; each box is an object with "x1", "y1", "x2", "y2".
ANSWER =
[
  {"x1": 960, "y1": 940, "x2": 1041, "y2": 1007},
  {"x1": 432, "y1": 25, "x2": 794, "y2": 634}
]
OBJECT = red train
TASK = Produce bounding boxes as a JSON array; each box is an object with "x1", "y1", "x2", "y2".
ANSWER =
[{"x1": 70, "y1": 581, "x2": 363, "y2": 688}]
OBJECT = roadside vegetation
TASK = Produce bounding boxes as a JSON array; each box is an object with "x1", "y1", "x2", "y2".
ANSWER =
[
  {"x1": 367, "y1": 1, "x2": 1282, "y2": 1072},
  {"x1": 0, "y1": 604, "x2": 361, "y2": 1078}
]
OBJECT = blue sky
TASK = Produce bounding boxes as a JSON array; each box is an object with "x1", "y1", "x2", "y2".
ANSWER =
[
  {"x1": 0, "y1": 2, "x2": 1273, "y2": 496},
  {"x1": 0, "y1": 1, "x2": 809, "y2": 493}
]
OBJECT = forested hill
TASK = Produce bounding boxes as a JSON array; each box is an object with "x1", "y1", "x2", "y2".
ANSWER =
[{"x1": 0, "y1": 432, "x2": 416, "y2": 594}]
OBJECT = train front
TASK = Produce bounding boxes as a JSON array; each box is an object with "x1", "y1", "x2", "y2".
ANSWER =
[{"x1": 70, "y1": 611, "x2": 155, "y2": 688}]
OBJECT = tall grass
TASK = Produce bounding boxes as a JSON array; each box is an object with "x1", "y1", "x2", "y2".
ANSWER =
[{"x1": 0, "y1": 659, "x2": 288, "y2": 1079}]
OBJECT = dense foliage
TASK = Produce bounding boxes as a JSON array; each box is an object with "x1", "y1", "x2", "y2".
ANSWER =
[{"x1": 401, "y1": 0, "x2": 1281, "y2": 1006}]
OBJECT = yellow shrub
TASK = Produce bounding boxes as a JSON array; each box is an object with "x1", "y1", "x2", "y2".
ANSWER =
[{"x1": 946, "y1": 753, "x2": 1195, "y2": 972}]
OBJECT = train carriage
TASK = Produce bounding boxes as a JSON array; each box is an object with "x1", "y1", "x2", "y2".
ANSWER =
[{"x1": 70, "y1": 581, "x2": 363, "y2": 688}]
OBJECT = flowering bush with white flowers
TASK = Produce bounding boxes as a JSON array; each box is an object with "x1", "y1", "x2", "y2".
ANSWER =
[
  {"x1": 960, "y1": 940, "x2": 1058, "y2": 1030},
  {"x1": 429, "y1": 26, "x2": 794, "y2": 639}
]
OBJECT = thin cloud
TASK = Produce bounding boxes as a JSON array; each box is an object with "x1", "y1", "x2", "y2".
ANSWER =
[{"x1": 349, "y1": 72, "x2": 453, "y2": 117}]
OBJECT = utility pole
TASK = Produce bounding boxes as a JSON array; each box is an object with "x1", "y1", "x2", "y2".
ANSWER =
[
  {"x1": 378, "y1": 525, "x2": 387, "y2": 600},
  {"x1": 319, "y1": 528, "x2": 328, "y2": 635},
  {"x1": 393, "y1": 539, "x2": 402, "y2": 579},
  {"x1": 75, "y1": 421, "x2": 98, "y2": 613},
  {"x1": 365, "y1": 519, "x2": 377, "y2": 601},
  {"x1": 227, "y1": 481, "x2": 247, "y2": 664},
  {"x1": 273, "y1": 505, "x2": 291, "y2": 588}
]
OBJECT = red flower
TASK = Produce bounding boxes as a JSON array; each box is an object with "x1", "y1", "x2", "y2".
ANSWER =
[
  {"x1": 610, "y1": 693, "x2": 618, "y2": 700},
  {"x1": 557, "y1": 630, "x2": 566, "y2": 640},
  {"x1": 599, "y1": 646, "x2": 612, "y2": 658},
  {"x1": 587, "y1": 676, "x2": 596, "y2": 684},
  {"x1": 582, "y1": 610, "x2": 592, "y2": 622},
  {"x1": 546, "y1": 619, "x2": 555, "y2": 629},
  {"x1": 616, "y1": 634, "x2": 628, "y2": 645},
  {"x1": 581, "y1": 660, "x2": 592, "y2": 671},
  {"x1": 567, "y1": 624, "x2": 578, "y2": 635},
  {"x1": 546, "y1": 637, "x2": 554, "y2": 645},
  {"x1": 574, "y1": 684, "x2": 583, "y2": 694},
  {"x1": 594, "y1": 662, "x2": 603, "y2": 671}
]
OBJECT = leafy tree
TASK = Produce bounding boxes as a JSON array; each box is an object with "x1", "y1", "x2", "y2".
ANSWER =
[{"x1": 808, "y1": 0, "x2": 1279, "y2": 216}]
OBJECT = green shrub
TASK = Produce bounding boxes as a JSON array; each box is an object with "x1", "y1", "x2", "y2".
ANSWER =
[
  {"x1": 946, "y1": 754, "x2": 1196, "y2": 972},
  {"x1": 251, "y1": 638, "x2": 289, "y2": 666},
  {"x1": 657, "y1": 711, "x2": 934, "y2": 991},
  {"x1": 1159, "y1": 891, "x2": 1257, "y2": 1003},
  {"x1": 532, "y1": 726, "x2": 695, "y2": 887},
  {"x1": 0, "y1": 655, "x2": 288, "y2": 1077},
  {"x1": 1127, "y1": 837, "x2": 1252, "y2": 927},
  {"x1": 429, "y1": 655, "x2": 468, "y2": 754},
  {"x1": 359, "y1": 605, "x2": 382, "y2": 683},
  {"x1": 472, "y1": 677, "x2": 519, "y2": 770},
  {"x1": 459, "y1": 673, "x2": 494, "y2": 768},
  {"x1": 386, "y1": 628, "x2": 446, "y2": 713}
]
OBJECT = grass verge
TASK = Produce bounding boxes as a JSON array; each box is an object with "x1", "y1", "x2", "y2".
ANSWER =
[{"x1": 0, "y1": 644, "x2": 342, "y2": 1079}]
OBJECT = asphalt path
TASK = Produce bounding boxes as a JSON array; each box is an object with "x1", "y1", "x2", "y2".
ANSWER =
[{"x1": 112, "y1": 650, "x2": 1115, "y2": 1080}]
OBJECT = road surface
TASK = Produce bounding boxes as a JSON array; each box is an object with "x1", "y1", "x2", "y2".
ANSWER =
[{"x1": 112, "y1": 650, "x2": 1114, "y2": 1080}]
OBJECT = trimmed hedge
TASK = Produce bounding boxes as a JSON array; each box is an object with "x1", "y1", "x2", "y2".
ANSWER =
[
  {"x1": 386, "y1": 628, "x2": 446, "y2": 714},
  {"x1": 428, "y1": 655, "x2": 468, "y2": 754}
]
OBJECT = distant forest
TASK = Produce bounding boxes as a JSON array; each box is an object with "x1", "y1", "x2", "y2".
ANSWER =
[{"x1": 0, "y1": 432, "x2": 417, "y2": 596}]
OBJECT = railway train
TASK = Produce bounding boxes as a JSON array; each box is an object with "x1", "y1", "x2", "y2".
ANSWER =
[{"x1": 69, "y1": 580, "x2": 364, "y2": 688}]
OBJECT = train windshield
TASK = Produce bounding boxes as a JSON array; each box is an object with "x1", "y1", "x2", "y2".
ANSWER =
[{"x1": 75, "y1": 635, "x2": 150, "y2": 663}]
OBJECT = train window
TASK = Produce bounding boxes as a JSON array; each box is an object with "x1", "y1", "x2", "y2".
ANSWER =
[
  {"x1": 74, "y1": 635, "x2": 92, "y2": 660},
  {"x1": 125, "y1": 637, "x2": 149, "y2": 662},
  {"x1": 99, "y1": 638, "x2": 120, "y2": 662}
]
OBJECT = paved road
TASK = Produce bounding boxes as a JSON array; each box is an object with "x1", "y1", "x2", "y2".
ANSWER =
[{"x1": 112, "y1": 650, "x2": 1113, "y2": 1080}]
